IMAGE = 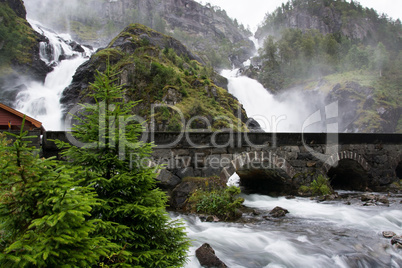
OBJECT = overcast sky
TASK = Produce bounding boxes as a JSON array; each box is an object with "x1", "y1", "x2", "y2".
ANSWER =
[{"x1": 193, "y1": 0, "x2": 402, "y2": 31}]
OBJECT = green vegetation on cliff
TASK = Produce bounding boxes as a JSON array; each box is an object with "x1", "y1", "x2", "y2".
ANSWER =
[
  {"x1": 0, "y1": 3, "x2": 37, "y2": 75},
  {"x1": 69, "y1": 24, "x2": 248, "y2": 131}
]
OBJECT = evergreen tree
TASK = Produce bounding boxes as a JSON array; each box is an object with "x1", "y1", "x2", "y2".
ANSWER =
[
  {"x1": 59, "y1": 63, "x2": 190, "y2": 267},
  {"x1": 0, "y1": 124, "x2": 111, "y2": 267}
]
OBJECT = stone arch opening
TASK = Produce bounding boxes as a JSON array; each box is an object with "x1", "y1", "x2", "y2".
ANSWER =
[
  {"x1": 327, "y1": 159, "x2": 370, "y2": 191},
  {"x1": 237, "y1": 169, "x2": 292, "y2": 197},
  {"x1": 396, "y1": 161, "x2": 402, "y2": 180},
  {"x1": 219, "y1": 151, "x2": 296, "y2": 196}
]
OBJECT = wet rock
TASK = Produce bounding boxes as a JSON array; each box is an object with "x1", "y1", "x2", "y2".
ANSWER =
[
  {"x1": 361, "y1": 193, "x2": 389, "y2": 206},
  {"x1": 234, "y1": 208, "x2": 243, "y2": 220},
  {"x1": 252, "y1": 209, "x2": 260, "y2": 216},
  {"x1": 391, "y1": 236, "x2": 402, "y2": 248},
  {"x1": 382, "y1": 231, "x2": 396, "y2": 238},
  {"x1": 362, "y1": 202, "x2": 376, "y2": 206},
  {"x1": 247, "y1": 117, "x2": 264, "y2": 132},
  {"x1": 205, "y1": 215, "x2": 220, "y2": 222},
  {"x1": 361, "y1": 193, "x2": 376, "y2": 202},
  {"x1": 156, "y1": 169, "x2": 181, "y2": 190},
  {"x1": 377, "y1": 195, "x2": 389, "y2": 205},
  {"x1": 196, "y1": 243, "x2": 227, "y2": 268},
  {"x1": 269, "y1": 206, "x2": 289, "y2": 218},
  {"x1": 169, "y1": 181, "x2": 198, "y2": 210},
  {"x1": 68, "y1": 41, "x2": 85, "y2": 53}
]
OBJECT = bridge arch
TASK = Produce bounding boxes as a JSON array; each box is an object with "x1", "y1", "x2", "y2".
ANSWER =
[
  {"x1": 219, "y1": 151, "x2": 297, "y2": 196},
  {"x1": 322, "y1": 150, "x2": 371, "y2": 174},
  {"x1": 324, "y1": 151, "x2": 371, "y2": 191}
]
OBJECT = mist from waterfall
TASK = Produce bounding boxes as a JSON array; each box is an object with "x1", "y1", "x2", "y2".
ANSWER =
[
  {"x1": 221, "y1": 69, "x2": 329, "y2": 132},
  {"x1": 221, "y1": 33, "x2": 331, "y2": 133},
  {"x1": 14, "y1": 20, "x2": 92, "y2": 131}
]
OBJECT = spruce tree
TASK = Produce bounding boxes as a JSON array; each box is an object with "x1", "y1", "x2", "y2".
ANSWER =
[
  {"x1": 59, "y1": 63, "x2": 190, "y2": 267},
  {"x1": 0, "y1": 124, "x2": 112, "y2": 267}
]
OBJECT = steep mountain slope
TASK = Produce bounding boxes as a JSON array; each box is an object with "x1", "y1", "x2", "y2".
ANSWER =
[
  {"x1": 250, "y1": 0, "x2": 402, "y2": 133},
  {"x1": 61, "y1": 24, "x2": 249, "y2": 131},
  {"x1": 0, "y1": 0, "x2": 51, "y2": 106},
  {"x1": 256, "y1": 0, "x2": 401, "y2": 49},
  {"x1": 24, "y1": 0, "x2": 255, "y2": 69}
]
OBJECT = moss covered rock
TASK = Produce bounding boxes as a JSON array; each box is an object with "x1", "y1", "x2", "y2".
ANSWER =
[{"x1": 61, "y1": 24, "x2": 249, "y2": 131}]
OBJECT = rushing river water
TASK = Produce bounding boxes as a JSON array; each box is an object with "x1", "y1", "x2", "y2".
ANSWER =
[{"x1": 177, "y1": 192, "x2": 402, "y2": 268}]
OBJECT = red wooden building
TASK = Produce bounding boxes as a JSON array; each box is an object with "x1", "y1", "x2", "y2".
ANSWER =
[{"x1": 0, "y1": 103, "x2": 45, "y2": 133}]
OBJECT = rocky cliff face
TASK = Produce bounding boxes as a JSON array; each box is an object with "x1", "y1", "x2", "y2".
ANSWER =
[
  {"x1": 256, "y1": 1, "x2": 380, "y2": 43},
  {"x1": 24, "y1": 0, "x2": 255, "y2": 68},
  {"x1": 0, "y1": 0, "x2": 26, "y2": 19},
  {"x1": 61, "y1": 24, "x2": 249, "y2": 131}
]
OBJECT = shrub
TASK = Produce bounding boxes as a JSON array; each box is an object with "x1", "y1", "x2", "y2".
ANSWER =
[
  {"x1": 310, "y1": 175, "x2": 333, "y2": 196},
  {"x1": 189, "y1": 186, "x2": 244, "y2": 220}
]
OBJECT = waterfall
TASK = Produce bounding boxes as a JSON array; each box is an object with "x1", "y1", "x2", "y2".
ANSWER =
[
  {"x1": 221, "y1": 69, "x2": 328, "y2": 133},
  {"x1": 15, "y1": 20, "x2": 92, "y2": 131},
  {"x1": 221, "y1": 35, "x2": 329, "y2": 133}
]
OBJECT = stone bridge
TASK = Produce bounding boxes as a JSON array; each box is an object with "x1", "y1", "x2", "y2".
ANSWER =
[{"x1": 43, "y1": 132, "x2": 402, "y2": 195}]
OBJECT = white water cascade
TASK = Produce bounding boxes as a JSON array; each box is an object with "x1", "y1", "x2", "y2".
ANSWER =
[
  {"x1": 180, "y1": 193, "x2": 402, "y2": 268},
  {"x1": 221, "y1": 69, "x2": 328, "y2": 133},
  {"x1": 221, "y1": 35, "x2": 329, "y2": 133},
  {"x1": 15, "y1": 20, "x2": 92, "y2": 131}
]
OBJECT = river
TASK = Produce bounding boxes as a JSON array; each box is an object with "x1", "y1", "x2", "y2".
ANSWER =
[{"x1": 178, "y1": 192, "x2": 402, "y2": 267}]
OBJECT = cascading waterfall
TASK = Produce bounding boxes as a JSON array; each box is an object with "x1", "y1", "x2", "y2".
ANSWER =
[
  {"x1": 221, "y1": 36, "x2": 328, "y2": 133},
  {"x1": 15, "y1": 20, "x2": 92, "y2": 131},
  {"x1": 221, "y1": 69, "x2": 328, "y2": 133}
]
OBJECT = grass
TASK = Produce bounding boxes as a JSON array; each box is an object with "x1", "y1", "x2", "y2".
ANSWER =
[
  {"x1": 286, "y1": 68, "x2": 400, "y2": 132},
  {"x1": 319, "y1": 70, "x2": 378, "y2": 93}
]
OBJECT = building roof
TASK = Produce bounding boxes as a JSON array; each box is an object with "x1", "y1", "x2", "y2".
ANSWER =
[{"x1": 0, "y1": 103, "x2": 44, "y2": 130}]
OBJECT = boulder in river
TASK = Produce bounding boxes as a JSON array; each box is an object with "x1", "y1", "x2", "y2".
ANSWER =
[
  {"x1": 196, "y1": 243, "x2": 227, "y2": 268},
  {"x1": 391, "y1": 236, "x2": 402, "y2": 248},
  {"x1": 361, "y1": 193, "x2": 389, "y2": 206},
  {"x1": 269, "y1": 206, "x2": 289, "y2": 218},
  {"x1": 382, "y1": 231, "x2": 396, "y2": 238}
]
